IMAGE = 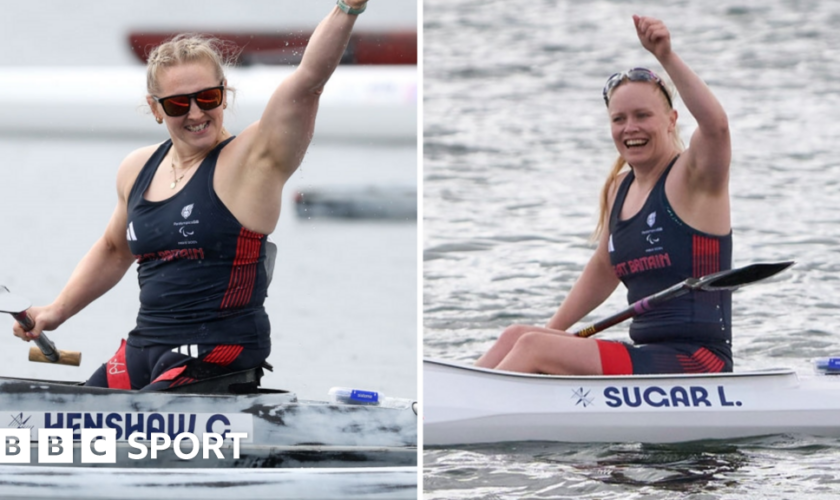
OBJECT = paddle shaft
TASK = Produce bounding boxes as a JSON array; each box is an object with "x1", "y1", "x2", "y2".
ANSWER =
[
  {"x1": 573, "y1": 280, "x2": 690, "y2": 338},
  {"x1": 572, "y1": 261, "x2": 794, "y2": 339},
  {"x1": 10, "y1": 311, "x2": 81, "y2": 366}
]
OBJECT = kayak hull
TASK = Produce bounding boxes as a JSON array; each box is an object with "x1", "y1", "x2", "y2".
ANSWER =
[
  {"x1": 0, "y1": 376, "x2": 416, "y2": 468},
  {"x1": 424, "y1": 357, "x2": 840, "y2": 446}
]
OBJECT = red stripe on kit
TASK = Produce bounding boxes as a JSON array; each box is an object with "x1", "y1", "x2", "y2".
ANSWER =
[{"x1": 221, "y1": 228, "x2": 264, "y2": 309}]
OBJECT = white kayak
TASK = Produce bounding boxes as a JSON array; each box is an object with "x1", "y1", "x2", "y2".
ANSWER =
[
  {"x1": 0, "y1": 374, "x2": 416, "y2": 468},
  {"x1": 424, "y1": 357, "x2": 840, "y2": 446}
]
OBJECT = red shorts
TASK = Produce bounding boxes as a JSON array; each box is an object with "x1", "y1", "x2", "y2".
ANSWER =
[
  {"x1": 596, "y1": 339, "x2": 731, "y2": 375},
  {"x1": 86, "y1": 339, "x2": 269, "y2": 390},
  {"x1": 596, "y1": 340, "x2": 633, "y2": 375}
]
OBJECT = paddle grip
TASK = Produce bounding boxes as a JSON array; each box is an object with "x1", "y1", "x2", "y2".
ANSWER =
[
  {"x1": 12, "y1": 312, "x2": 80, "y2": 366},
  {"x1": 28, "y1": 346, "x2": 82, "y2": 366},
  {"x1": 12, "y1": 311, "x2": 57, "y2": 361}
]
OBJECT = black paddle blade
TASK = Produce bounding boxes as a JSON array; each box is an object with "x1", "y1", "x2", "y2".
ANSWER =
[
  {"x1": 0, "y1": 285, "x2": 31, "y2": 314},
  {"x1": 694, "y1": 261, "x2": 794, "y2": 291}
]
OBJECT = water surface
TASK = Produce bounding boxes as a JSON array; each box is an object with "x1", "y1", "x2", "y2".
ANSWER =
[{"x1": 424, "y1": 0, "x2": 840, "y2": 497}]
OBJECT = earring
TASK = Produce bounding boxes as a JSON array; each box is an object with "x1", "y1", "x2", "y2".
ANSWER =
[
  {"x1": 223, "y1": 103, "x2": 227, "y2": 110},
  {"x1": 156, "y1": 116, "x2": 163, "y2": 124}
]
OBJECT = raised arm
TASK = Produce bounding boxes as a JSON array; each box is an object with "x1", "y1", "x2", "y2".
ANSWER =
[
  {"x1": 634, "y1": 15, "x2": 730, "y2": 193},
  {"x1": 218, "y1": 3, "x2": 368, "y2": 234},
  {"x1": 248, "y1": 3, "x2": 366, "y2": 178}
]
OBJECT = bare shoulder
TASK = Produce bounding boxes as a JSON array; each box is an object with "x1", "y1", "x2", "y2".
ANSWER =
[
  {"x1": 608, "y1": 170, "x2": 632, "y2": 203},
  {"x1": 215, "y1": 123, "x2": 257, "y2": 164},
  {"x1": 673, "y1": 147, "x2": 728, "y2": 195},
  {"x1": 227, "y1": 121, "x2": 261, "y2": 152},
  {"x1": 115, "y1": 143, "x2": 162, "y2": 200},
  {"x1": 614, "y1": 169, "x2": 632, "y2": 185},
  {"x1": 666, "y1": 151, "x2": 700, "y2": 196},
  {"x1": 218, "y1": 121, "x2": 285, "y2": 178}
]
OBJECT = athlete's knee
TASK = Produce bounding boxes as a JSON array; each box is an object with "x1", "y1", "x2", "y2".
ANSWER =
[
  {"x1": 511, "y1": 331, "x2": 551, "y2": 354},
  {"x1": 499, "y1": 324, "x2": 537, "y2": 345},
  {"x1": 496, "y1": 332, "x2": 552, "y2": 373},
  {"x1": 513, "y1": 331, "x2": 576, "y2": 360}
]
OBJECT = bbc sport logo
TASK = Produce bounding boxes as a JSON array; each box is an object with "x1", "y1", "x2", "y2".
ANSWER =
[
  {"x1": 0, "y1": 428, "x2": 248, "y2": 464},
  {"x1": 0, "y1": 410, "x2": 253, "y2": 464}
]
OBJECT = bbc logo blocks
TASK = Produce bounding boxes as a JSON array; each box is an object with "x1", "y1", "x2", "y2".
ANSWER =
[
  {"x1": 0, "y1": 429, "x2": 116, "y2": 464},
  {"x1": 0, "y1": 429, "x2": 244, "y2": 464}
]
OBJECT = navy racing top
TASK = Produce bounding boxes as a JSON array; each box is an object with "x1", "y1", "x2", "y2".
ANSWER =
[
  {"x1": 608, "y1": 157, "x2": 733, "y2": 346},
  {"x1": 125, "y1": 138, "x2": 271, "y2": 349}
]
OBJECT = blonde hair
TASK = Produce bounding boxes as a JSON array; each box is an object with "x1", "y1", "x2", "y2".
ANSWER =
[
  {"x1": 592, "y1": 79, "x2": 684, "y2": 240},
  {"x1": 145, "y1": 34, "x2": 239, "y2": 97}
]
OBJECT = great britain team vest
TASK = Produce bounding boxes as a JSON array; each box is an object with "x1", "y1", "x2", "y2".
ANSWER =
[
  {"x1": 125, "y1": 138, "x2": 270, "y2": 348},
  {"x1": 608, "y1": 157, "x2": 733, "y2": 345}
]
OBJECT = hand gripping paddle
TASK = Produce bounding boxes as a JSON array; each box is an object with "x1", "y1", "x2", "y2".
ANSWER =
[{"x1": 0, "y1": 286, "x2": 82, "y2": 366}]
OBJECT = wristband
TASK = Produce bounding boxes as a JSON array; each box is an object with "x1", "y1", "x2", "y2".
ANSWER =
[{"x1": 337, "y1": 0, "x2": 367, "y2": 15}]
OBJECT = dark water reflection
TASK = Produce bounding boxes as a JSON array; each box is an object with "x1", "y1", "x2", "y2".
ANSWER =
[{"x1": 426, "y1": 437, "x2": 840, "y2": 499}]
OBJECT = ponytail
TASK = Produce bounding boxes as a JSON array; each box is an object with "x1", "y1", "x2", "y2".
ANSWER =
[{"x1": 592, "y1": 156, "x2": 628, "y2": 241}]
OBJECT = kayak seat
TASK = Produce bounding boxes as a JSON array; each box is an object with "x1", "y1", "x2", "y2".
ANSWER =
[{"x1": 161, "y1": 361, "x2": 277, "y2": 395}]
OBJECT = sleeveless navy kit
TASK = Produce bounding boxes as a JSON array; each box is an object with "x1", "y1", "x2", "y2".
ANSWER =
[
  {"x1": 86, "y1": 138, "x2": 271, "y2": 390},
  {"x1": 599, "y1": 157, "x2": 733, "y2": 375}
]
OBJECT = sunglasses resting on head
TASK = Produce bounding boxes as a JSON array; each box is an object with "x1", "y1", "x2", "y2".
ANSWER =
[
  {"x1": 153, "y1": 82, "x2": 225, "y2": 117},
  {"x1": 602, "y1": 68, "x2": 673, "y2": 109}
]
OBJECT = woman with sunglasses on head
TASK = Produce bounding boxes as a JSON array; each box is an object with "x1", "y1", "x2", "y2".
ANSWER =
[
  {"x1": 11, "y1": 1, "x2": 370, "y2": 390},
  {"x1": 475, "y1": 15, "x2": 732, "y2": 376}
]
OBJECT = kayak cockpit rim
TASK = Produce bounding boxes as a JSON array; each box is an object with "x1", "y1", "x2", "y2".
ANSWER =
[
  {"x1": 0, "y1": 375, "x2": 292, "y2": 398},
  {"x1": 424, "y1": 357, "x2": 797, "y2": 381}
]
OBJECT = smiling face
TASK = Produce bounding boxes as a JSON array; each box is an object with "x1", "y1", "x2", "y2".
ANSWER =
[
  {"x1": 606, "y1": 81, "x2": 677, "y2": 168},
  {"x1": 147, "y1": 61, "x2": 227, "y2": 151}
]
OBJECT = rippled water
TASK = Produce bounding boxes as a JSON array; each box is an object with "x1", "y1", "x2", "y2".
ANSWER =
[
  {"x1": 425, "y1": 436, "x2": 840, "y2": 499},
  {"x1": 423, "y1": 0, "x2": 840, "y2": 497}
]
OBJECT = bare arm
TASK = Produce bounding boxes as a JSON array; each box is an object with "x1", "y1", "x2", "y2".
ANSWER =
[
  {"x1": 217, "y1": 3, "x2": 367, "y2": 234},
  {"x1": 634, "y1": 15, "x2": 730, "y2": 193},
  {"x1": 13, "y1": 153, "x2": 142, "y2": 339},
  {"x1": 48, "y1": 206, "x2": 135, "y2": 323},
  {"x1": 546, "y1": 231, "x2": 621, "y2": 331},
  {"x1": 248, "y1": 4, "x2": 365, "y2": 179}
]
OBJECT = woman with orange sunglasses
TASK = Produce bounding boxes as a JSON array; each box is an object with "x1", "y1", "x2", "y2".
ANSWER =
[
  {"x1": 12, "y1": 1, "x2": 371, "y2": 390},
  {"x1": 476, "y1": 15, "x2": 733, "y2": 376}
]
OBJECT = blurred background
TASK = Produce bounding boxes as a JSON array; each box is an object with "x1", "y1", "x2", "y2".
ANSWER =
[{"x1": 0, "y1": 0, "x2": 417, "y2": 401}]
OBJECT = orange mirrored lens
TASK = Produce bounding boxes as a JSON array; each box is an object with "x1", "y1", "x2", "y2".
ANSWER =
[
  {"x1": 195, "y1": 88, "x2": 223, "y2": 109},
  {"x1": 162, "y1": 97, "x2": 191, "y2": 116}
]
